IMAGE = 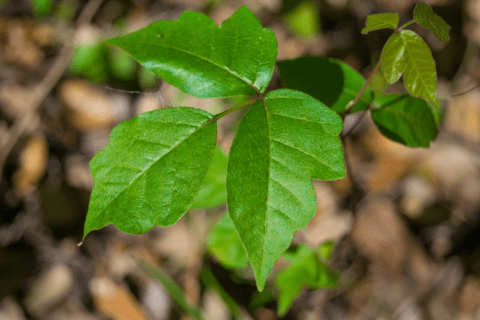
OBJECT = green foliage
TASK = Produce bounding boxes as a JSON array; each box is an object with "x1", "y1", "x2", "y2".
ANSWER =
[
  {"x1": 381, "y1": 30, "x2": 438, "y2": 107},
  {"x1": 106, "y1": 6, "x2": 277, "y2": 98},
  {"x1": 30, "y1": 0, "x2": 53, "y2": 19},
  {"x1": 83, "y1": 108, "x2": 217, "y2": 236},
  {"x1": 372, "y1": 94, "x2": 438, "y2": 147},
  {"x1": 83, "y1": 4, "x2": 450, "y2": 313},
  {"x1": 284, "y1": 1, "x2": 320, "y2": 39},
  {"x1": 414, "y1": 1, "x2": 451, "y2": 42},
  {"x1": 277, "y1": 57, "x2": 374, "y2": 114},
  {"x1": 191, "y1": 146, "x2": 228, "y2": 209},
  {"x1": 208, "y1": 214, "x2": 249, "y2": 269},
  {"x1": 139, "y1": 259, "x2": 205, "y2": 320},
  {"x1": 361, "y1": 13, "x2": 399, "y2": 34},
  {"x1": 276, "y1": 243, "x2": 338, "y2": 316},
  {"x1": 69, "y1": 43, "x2": 109, "y2": 83},
  {"x1": 227, "y1": 89, "x2": 344, "y2": 290}
]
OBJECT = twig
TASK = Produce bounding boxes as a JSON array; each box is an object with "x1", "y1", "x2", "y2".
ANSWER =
[
  {"x1": 342, "y1": 60, "x2": 381, "y2": 118},
  {"x1": 0, "y1": 0, "x2": 104, "y2": 177}
]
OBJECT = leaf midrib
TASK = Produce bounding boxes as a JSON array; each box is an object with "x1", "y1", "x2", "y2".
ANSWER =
[
  {"x1": 95, "y1": 118, "x2": 212, "y2": 221},
  {"x1": 126, "y1": 40, "x2": 257, "y2": 92},
  {"x1": 401, "y1": 32, "x2": 434, "y2": 98}
]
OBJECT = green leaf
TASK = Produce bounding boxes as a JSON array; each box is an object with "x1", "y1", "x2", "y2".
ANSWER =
[
  {"x1": 109, "y1": 46, "x2": 136, "y2": 80},
  {"x1": 361, "y1": 13, "x2": 399, "y2": 34},
  {"x1": 191, "y1": 146, "x2": 228, "y2": 209},
  {"x1": 372, "y1": 94, "x2": 439, "y2": 147},
  {"x1": 381, "y1": 30, "x2": 438, "y2": 107},
  {"x1": 226, "y1": 89, "x2": 345, "y2": 291},
  {"x1": 30, "y1": 0, "x2": 53, "y2": 19},
  {"x1": 106, "y1": 6, "x2": 277, "y2": 99},
  {"x1": 284, "y1": 1, "x2": 320, "y2": 39},
  {"x1": 277, "y1": 57, "x2": 374, "y2": 114},
  {"x1": 69, "y1": 43, "x2": 109, "y2": 83},
  {"x1": 208, "y1": 214, "x2": 249, "y2": 269},
  {"x1": 276, "y1": 245, "x2": 337, "y2": 316},
  {"x1": 83, "y1": 108, "x2": 217, "y2": 238},
  {"x1": 414, "y1": 1, "x2": 451, "y2": 42},
  {"x1": 139, "y1": 259, "x2": 205, "y2": 320}
]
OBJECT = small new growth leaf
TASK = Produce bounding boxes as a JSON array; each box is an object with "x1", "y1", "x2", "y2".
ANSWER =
[
  {"x1": 414, "y1": 1, "x2": 451, "y2": 42},
  {"x1": 361, "y1": 13, "x2": 399, "y2": 34},
  {"x1": 381, "y1": 30, "x2": 438, "y2": 107}
]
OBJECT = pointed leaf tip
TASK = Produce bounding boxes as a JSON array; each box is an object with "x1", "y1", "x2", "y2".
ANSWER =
[
  {"x1": 106, "y1": 6, "x2": 277, "y2": 98},
  {"x1": 414, "y1": 1, "x2": 451, "y2": 42},
  {"x1": 226, "y1": 89, "x2": 344, "y2": 291}
]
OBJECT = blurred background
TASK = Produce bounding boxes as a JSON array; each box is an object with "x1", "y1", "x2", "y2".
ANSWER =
[{"x1": 1, "y1": 0, "x2": 480, "y2": 319}]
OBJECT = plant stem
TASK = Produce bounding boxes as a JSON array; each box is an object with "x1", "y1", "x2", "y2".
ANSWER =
[
  {"x1": 342, "y1": 60, "x2": 381, "y2": 119},
  {"x1": 398, "y1": 19, "x2": 415, "y2": 32},
  {"x1": 212, "y1": 98, "x2": 258, "y2": 120}
]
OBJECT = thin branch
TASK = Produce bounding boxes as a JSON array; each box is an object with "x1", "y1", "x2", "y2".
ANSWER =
[
  {"x1": 212, "y1": 98, "x2": 258, "y2": 120},
  {"x1": 342, "y1": 60, "x2": 381, "y2": 118},
  {"x1": 397, "y1": 19, "x2": 415, "y2": 32},
  {"x1": 0, "y1": 0, "x2": 104, "y2": 176}
]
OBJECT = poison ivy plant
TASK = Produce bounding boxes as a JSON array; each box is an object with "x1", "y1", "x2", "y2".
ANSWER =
[
  {"x1": 277, "y1": 57, "x2": 374, "y2": 114},
  {"x1": 372, "y1": 94, "x2": 439, "y2": 148},
  {"x1": 276, "y1": 243, "x2": 337, "y2": 316},
  {"x1": 381, "y1": 29, "x2": 438, "y2": 107},
  {"x1": 361, "y1": 13, "x2": 399, "y2": 34},
  {"x1": 83, "y1": 2, "x2": 450, "y2": 307},
  {"x1": 191, "y1": 146, "x2": 228, "y2": 209},
  {"x1": 414, "y1": 1, "x2": 451, "y2": 42}
]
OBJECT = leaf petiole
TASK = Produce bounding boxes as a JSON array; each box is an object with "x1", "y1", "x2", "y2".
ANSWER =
[
  {"x1": 397, "y1": 19, "x2": 415, "y2": 31},
  {"x1": 212, "y1": 98, "x2": 259, "y2": 120}
]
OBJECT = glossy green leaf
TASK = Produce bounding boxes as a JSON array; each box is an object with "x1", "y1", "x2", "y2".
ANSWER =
[
  {"x1": 83, "y1": 108, "x2": 217, "y2": 238},
  {"x1": 226, "y1": 89, "x2": 344, "y2": 291},
  {"x1": 277, "y1": 57, "x2": 374, "y2": 114},
  {"x1": 361, "y1": 13, "x2": 399, "y2": 34},
  {"x1": 191, "y1": 147, "x2": 228, "y2": 209},
  {"x1": 106, "y1": 6, "x2": 277, "y2": 99},
  {"x1": 208, "y1": 214, "x2": 249, "y2": 269},
  {"x1": 276, "y1": 245, "x2": 337, "y2": 316},
  {"x1": 372, "y1": 94, "x2": 438, "y2": 147},
  {"x1": 414, "y1": 1, "x2": 451, "y2": 42},
  {"x1": 381, "y1": 30, "x2": 438, "y2": 107}
]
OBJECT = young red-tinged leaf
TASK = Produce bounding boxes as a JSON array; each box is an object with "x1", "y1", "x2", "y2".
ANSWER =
[
  {"x1": 83, "y1": 108, "x2": 217, "y2": 238},
  {"x1": 226, "y1": 89, "x2": 344, "y2": 291},
  {"x1": 106, "y1": 6, "x2": 277, "y2": 99},
  {"x1": 372, "y1": 94, "x2": 439, "y2": 147},
  {"x1": 381, "y1": 30, "x2": 438, "y2": 107},
  {"x1": 414, "y1": 1, "x2": 451, "y2": 42},
  {"x1": 277, "y1": 57, "x2": 374, "y2": 114},
  {"x1": 361, "y1": 13, "x2": 399, "y2": 34}
]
